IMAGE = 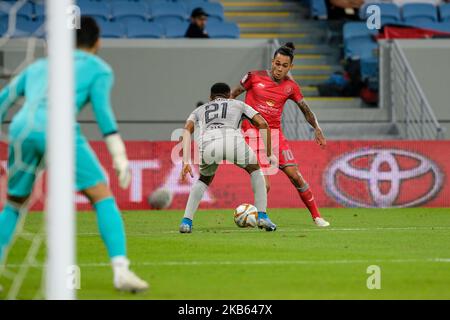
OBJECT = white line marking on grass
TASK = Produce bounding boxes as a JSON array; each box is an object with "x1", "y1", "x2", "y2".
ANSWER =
[
  {"x1": 70, "y1": 226, "x2": 450, "y2": 237},
  {"x1": 17, "y1": 227, "x2": 450, "y2": 238},
  {"x1": 6, "y1": 258, "x2": 450, "y2": 269},
  {"x1": 160, "y1": 226, "x2": 450, "y2": 234}
]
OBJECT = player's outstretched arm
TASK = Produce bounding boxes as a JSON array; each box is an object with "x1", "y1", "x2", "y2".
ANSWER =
[
  {"x1": 296, "y1": 99, "x2": 326, "y2": 148},
  {"x1": 231, "y1": 85, "x2": 245, "y2": 99},
  {"x1": 0, "y1": 70, "x2": 26, "y2": 123},
  {"x1": 180, "y1": 120, "x2": 195, "y2": 182},
  {"x1": 91, "y1": 73, "x2": 131, "y2": 189}
]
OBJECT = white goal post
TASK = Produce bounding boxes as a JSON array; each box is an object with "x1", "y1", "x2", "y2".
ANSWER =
[{"x1": 46, "y1": 0, "x2": 76, "y2": 300}]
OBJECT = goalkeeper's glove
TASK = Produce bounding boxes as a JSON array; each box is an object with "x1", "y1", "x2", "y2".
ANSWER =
[{"x1": 105, "y1": 133, "x2": 131, "y2": 189}]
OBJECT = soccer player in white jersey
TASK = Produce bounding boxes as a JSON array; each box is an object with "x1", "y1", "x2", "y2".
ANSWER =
[{"x1": 179, "y1": 83, "x2": 277, "y2": 233}]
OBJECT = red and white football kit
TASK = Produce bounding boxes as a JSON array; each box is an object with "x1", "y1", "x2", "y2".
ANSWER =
[
  {"x1": 239, "y1": 70, "x2": 325, "y2": 222},
  {"x1": 240, "y1": 70, "x2": 302, "y2": 169}
]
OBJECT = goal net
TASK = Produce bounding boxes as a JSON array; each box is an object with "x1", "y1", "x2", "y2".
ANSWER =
[{"x1": 0, "y1": 0, "x2": 75, "y2": 300}]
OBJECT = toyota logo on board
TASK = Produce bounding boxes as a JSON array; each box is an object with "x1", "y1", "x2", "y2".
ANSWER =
[{"x1": 325, "y1": 149, "x2": 443, "y2": 208}]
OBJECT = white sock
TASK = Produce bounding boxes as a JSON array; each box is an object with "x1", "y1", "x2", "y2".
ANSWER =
[
  {"x1": 250, "y1": 169, "x2": 267, "y2": 212},
  {"x1": 111, "y1": 256, "x2": 130, "y2": 278},
  {"x1": 184, "y1": 180, "x2": 208, "y2": 221}
]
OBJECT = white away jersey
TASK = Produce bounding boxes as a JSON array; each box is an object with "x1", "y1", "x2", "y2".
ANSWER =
[{"x1": 187, "y1": 98, "x2": 259, "y2": 134}]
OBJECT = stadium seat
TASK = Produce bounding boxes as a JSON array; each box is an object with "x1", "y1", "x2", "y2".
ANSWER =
[
  {"x1": 440, "y1": 3, "x2": 450, "y2": 22},
  {"x1": 193, "y1": 2, "x2": 224, "y2": 22},
  {"x1": 402, "y1": 3, "x2": 438, "y2": 23},
  {"x1": 97, "y1": 20, "x2": 125, "y2": 38},
  {"x1": 412, "y1": 21, "x2": 450, "y2": 33},
  {"x1": 164, "y1": 20, "x2": 189, "y2": 38},
  {"x1": 111, "y1": 1, "x2": 149, "y2": 24},
  {"x1": 343, "y1": 22, "x2": 378, "y2": 44},
  {"x1": 77, "y1": 1, "x2": 111, "y2": 22},
  {"x1": 150, "y1": 2, "x2": 188, "y2": 25},
  {"x1": 183, "y1": 0, "x2": 208, "y2": 11},
  {"x1": 34, "y1": 4, "x2": 45, "y2": 21},
  {"x1": 3, "y1": 17, "x2": 44, "y2": 38},
  {"x1": 0, "y1": 3, "x2": 8, "y2": 19},
  {"x1": 206, "y1": 21, "x2": 240, "y2": 39},
  {"x1": 126, "y1": 20, "x2": 164, "y2": 38},
  {"x1": 0, "y1": 1, "x2": 34, "y2": 20},
  {"x1": 360, "y1": 56, "x2": 378, "y2": 80},
  {"x1": 360, "y1": 3, "x2": 401, "y2": 25},
  {"x1": 308, "y1": 0, "x2": 327, "y2": 20},
  {"x1": 361, "y1": 56, "x2": 379, "y2": 91},
  {"x1": 113, "y1": 0, "x2": 171, "y2": 3},
  {"x1": 17, "y1": 1, "x2": 34, "y2": 20},
  {"x1": 175, "y1": 0, "x2": 208, "y2": 3},
  {"x1": 75, "y1": 0, "x2": 94, "y2": 5},
  {"x1": 345, "y1": 37, "x2": 378, "y2": 60},
  {"x1": 175, "y1": 0, "x2": 208, "y2": 5}
]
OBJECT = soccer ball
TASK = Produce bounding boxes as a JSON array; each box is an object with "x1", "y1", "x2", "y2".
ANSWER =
[
  {"x1": 148, "y1": 187, "x2": 173, "y2": 209},
  {"x1": 233, "y1": 204, "x2": 258, "y2": 228}
]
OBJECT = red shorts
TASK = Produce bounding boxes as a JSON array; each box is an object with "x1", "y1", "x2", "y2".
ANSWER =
[{"x1": 242, "y1": 121, "x2": 297, "y2": 169}]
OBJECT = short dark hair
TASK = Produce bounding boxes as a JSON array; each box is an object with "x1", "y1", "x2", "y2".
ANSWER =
[
  {"x1": 76, "y1": 16, "x2": 100, "y2": 49},
  {"x1": 210, "y1": 83, "x2": 231, "y2": 99},
  {"x1": 273, "y1": 42, "x2": 295, "y2": 62}
]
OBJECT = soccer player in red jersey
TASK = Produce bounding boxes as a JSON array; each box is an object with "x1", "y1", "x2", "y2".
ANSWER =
[{"x1": 231, "y1": 42, "x2": 330, "y2": 227}]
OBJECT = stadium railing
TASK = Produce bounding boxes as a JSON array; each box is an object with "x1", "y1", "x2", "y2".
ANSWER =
[{"x1": 380, "y1": 40, "x2": 445, "y2": 140}]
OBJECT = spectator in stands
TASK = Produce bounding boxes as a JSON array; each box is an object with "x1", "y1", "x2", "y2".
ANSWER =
[
  {"x1": 185, "y1": 8, "x2": 209, "y2": 38},
  {"x1": 326, "y1": 0, "x2": 364, "y2": 20}
]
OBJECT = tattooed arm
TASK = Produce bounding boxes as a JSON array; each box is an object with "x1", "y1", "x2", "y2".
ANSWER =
[
  {"x1": 231, "y1": 85, "x2": 245, "y2": 99},
  {"x1": 296, "y1": 98, "x2": 326, "y2": 148}
]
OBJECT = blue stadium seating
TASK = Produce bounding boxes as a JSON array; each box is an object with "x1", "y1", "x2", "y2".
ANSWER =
[
  {"x1": 0, "y1": 0, "x2": 241, "y2": 39},
  {"x1": 176, "y1": 0, "x2": 208, "y2": 5},
  {"x1": 343, "y1": 22, "x2": 378, "y2": 44},
  {"x1": 194, "y1": 2, "x2": 224, "y2": 22},
  {"x1": 164, "y1": 20, "x2": 189, "y2": 38},
  {"x1": 97, "y1": 20, "x2": 125, "y2": 38},
  {"x1": 360, "y1": 3, "x2": 401, "y2": 25},
  {"x1": 0, "y1": 1, "x2": 34, "y2": 20},
  {"x1": 360, "y1": 57, "x2": 378, "y2": 83},
  {"x1": 411, "y1": 21, "x2": 450, "y2": 33},
  {"x1": 183, "y1": 0, "x2": 209, "y2": 12},
  {"x1": 440, "y1": 3, "x2": 450, "y2": 22},
  {"x1": 176, "y1": 0, "x2": 208, "y2": 2},
  {"x1": 0, "y1": 2, "x2": 9, "y2": 19},
  {"x1": 402, "y1": 3, "x2": 438, "y2": 23},
  {"x1": 150, "y1": 2, "x2": 187, "y2": 25},
  {"x1": 16, "y1": 1, "x2": 33, "y2": 20},
  {"x1": 308, "y1": 0, "x2": 327, "y2": 19},
  {"x1": 76, "y1": 0, "x2": 95, "y2": 6},
  {"x1": 78, "y1": 1, "x2": 111, "y2": 22},
  {"x1": 34, "y1": 4, "x2": 45, "y2": 21},
  {"x1": 0, "y1": 16, "x2": 44, "y2": 37},
  {"x1": 345, "y1": 37, "x2": 377, "y2": 60},
  {"x1": 111, "y1": 1, "x2": 149, "y2": 24},
  {"x1": 342, "y1": 21, "x2": 379, "y2": 65},
  {"x1": 127, "y1": 20, "x2": 164, "y2": 38},
  {"x1": 206, "y1": 21, "x2": 239, "y2": 38},
  {"x1": 0, "y1": 16, "x2": 6, "y2": 34}
]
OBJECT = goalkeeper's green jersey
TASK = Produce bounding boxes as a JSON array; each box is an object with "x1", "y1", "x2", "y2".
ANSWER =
[{"x1": 0, "y1": 49, "x2": 118, "y2": 138}]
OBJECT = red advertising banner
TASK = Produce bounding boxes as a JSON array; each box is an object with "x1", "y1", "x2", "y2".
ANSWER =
[{"x1": 0, "y1": 140, "x2": 449, "y2": 210}]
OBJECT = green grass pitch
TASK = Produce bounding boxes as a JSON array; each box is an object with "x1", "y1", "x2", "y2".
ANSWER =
[{"x1": 1, "y1": 208, "x2": 450, "y2": 300}]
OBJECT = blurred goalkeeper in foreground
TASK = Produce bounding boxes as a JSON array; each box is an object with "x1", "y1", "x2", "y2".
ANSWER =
[{"x1": 0, "y1": 17, "x2": 148, "y2": 293}]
